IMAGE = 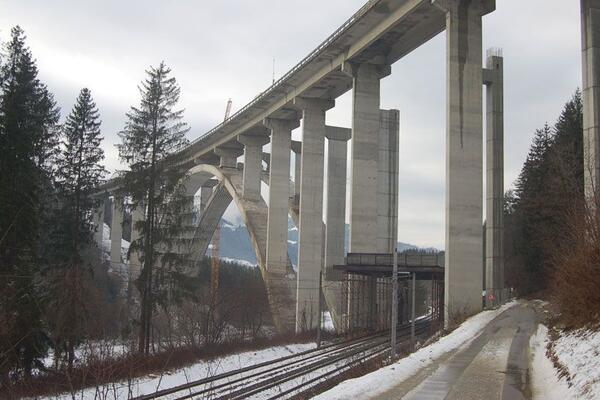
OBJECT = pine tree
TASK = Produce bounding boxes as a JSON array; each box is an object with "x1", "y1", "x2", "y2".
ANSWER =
[
  {"x1": 47, "y1": 88, "x2": 106, "y2": 367},
  {"x1": 117, "y1": 62, "x2": 189, "y2": 354},
  {"x1": 0, "y1": 26, "x2": 60, "y2": 378}
]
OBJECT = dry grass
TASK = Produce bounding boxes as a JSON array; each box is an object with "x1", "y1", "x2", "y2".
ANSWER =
[{"x1": 2, "y1": 331, "x2": 320, "y2": 399}]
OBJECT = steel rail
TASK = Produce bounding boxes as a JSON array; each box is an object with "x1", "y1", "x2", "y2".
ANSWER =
[
  {"x1": 132, "y1": 328, "x2": 391, "y2": 400},
  {"x1": 222, "y1": 321, "x2": 431, "y2": 400},
  {"x1": 270, "y1": 323, "x2": 432, "y2": 400},
  {"x1": 136, "y1": 318, "x2": 433, "y2": 400}
]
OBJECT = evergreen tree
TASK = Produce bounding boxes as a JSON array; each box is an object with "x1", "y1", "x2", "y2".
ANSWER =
[
  {"x1": 507, "y1": 91, "x2": 584, "y2": 294},
  {"x1": 0, "y1": 26, "x2": 60, "y2": 379},
  {"x1": 117, "y1": 62, "x2": 190, "y2": 354},
  {"x1": 47, "y1": 88, "x2": 106, "y2": 367}
]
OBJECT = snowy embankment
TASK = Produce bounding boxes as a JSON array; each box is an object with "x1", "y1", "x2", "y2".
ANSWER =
[
  {"x1": 531, "y1": 324, "x2": 600, "y2": 400},
  {"x1": 314, "y1": 301, "x2": 517, "y2": 400},
  {"x1": 45, "y1": 343, "x2": 316, "y2": 400}
]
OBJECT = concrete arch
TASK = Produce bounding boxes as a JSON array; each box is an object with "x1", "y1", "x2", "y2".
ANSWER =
[{"x1": 180, "y1": 164, "x2": 297, "y2": 333}]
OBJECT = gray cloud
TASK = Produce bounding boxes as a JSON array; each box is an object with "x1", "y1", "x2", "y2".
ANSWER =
[{"x1": 0, "y1": 0, "x2": 583, "y2": 249}]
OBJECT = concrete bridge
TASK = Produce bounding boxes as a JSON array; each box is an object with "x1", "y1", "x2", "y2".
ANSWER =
[{"x1": 94, "y1": 0, "x2": 510, "y2": 332}]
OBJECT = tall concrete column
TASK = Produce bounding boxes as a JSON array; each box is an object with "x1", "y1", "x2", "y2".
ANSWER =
[
  {"x1": 323, "y1": 126, "x2": 350, "y2": 333},
  {"x1": 293, "y1": 98, "x2": 333, "y2": 331},
  {"x1": 443, "y1": 0, "x2": 484, "y2": 326},
  {"x1": 265, "y1": 116, "x2": 299, "y2": 332},
  {"x1": 377, "y1": 109, "x2": 400, "y2": 253},
  {"x1": 110, "y1": 196, "x2": 124, "y2": 265},
  {"x1": 239, "y1": 134, "x2": 268, "y2": 201},
  {"x1": 93, "y1": 199, "x2": 105, "y2": 250},
  {"x1": 484, "y1": 51, "x2": 504, "y2": 304},
  {"x1": 582, "y1": 0, "x2": 600, "y2": 201},
  {"x1": 265, "y1": 117, "x2": 299, "y2": 276},
  {"x1": 291, "y1": 140, "x2": 302, "y2": 202},
  {"x1": 344, "y1": 62, "x2": 390, "y2": 252},
  {"x1": 129, "y1": 205, "x2": 144, "y2": 280},
  {"x1": 324, "y1": 126, "x2": 351, "y2": 271}
]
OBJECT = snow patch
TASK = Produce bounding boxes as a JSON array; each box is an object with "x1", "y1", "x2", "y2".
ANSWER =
[
  {"x1": 44, "y1": 343, "x2": 317, "y2": 400},
  {"x1": 314, "y1": 301, "x2": 517, "y2": 400},
  {"x1": 551, "y1": 326, "x2": 600, "y2": 399},
  {"x1": 530, "y1": 324, "x2": 573, "y2": 400}
]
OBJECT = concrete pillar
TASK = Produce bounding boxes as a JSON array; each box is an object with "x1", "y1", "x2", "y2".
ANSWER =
[
  {"x1": 443, "y1": 0, "x2": 484, "y2": 326},
  {"x1": 110, "y1": 196, "x2": 124, "y2": 265},
  {"x1": 345, "y1": 62, "x2": 390, "y2": 252},
  {"x1": 239, "y1": 134, "x2": 268, "y2": 201},
  {"x1": 484, "y1": 51, "x2": 504, "y2": 305},
  {"x1": 93, "y1": 199, "x2": 105, "y2": 250},
  {"x1": 293, "y1": 98, "x2": 333, "y2": 331},
  {"x1": 291, "y1": 140, "x2": 302, "y2": 202},
  {"x1": 582, "y1": 0, "x2": 600, "y2": 202},
  {"x1": 129, "y1": 205, "x2": 144, "y2": 280},
  {"x1": 377, "y1": 109, "x2": 400, "y2": 253},
  {"x1": 323, "y1": 126, "x2": 350, "y2": 332},
  {"x1": 265, "y1": 117, "x2": 299, "y2": 276},
  {"x1": 324, "y1": 126, "x2": 351, "y2": 272}
]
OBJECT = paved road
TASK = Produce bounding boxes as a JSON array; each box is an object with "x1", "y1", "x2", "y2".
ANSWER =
[{"x1": 374, "y1": 303, "x2": 538, "y2": 400}]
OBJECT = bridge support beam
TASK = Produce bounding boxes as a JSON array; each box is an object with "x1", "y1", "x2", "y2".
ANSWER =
[
  {"x1": 324, "y1": 126, "x2": 351, "y2": 332},
  {"x1": 484, "y1": 51, "x2": 504, "y2": 306},
  {"x1": 582, "y1": 0, "x2": 600, "y2": 202},
  {"x1": 346, "y1": 62, "x2": 390, "y2": 253},
  {"x1": 377, "y1": 109, "x2": 400, "y2": 254},
  {"x1": 443, "y1": 0, "x2": 484, "y2": 327},
  {"x1": 110, "y1": 196, "x2": 124, "y2": 266},
  {"x1": 239, "y1": 134, "x2": 268, "y2": 201},
  {"x1": 294, "y1": 98, "x2": 333, "y2": 332}
]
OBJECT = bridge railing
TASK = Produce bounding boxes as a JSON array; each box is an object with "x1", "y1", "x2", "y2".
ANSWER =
[
  {"x1": 346, "y1": 252, "x2": 445, "y2": 268},
  {"x1": 182, "y1": 0, "x2": 382, "y2": 152}
]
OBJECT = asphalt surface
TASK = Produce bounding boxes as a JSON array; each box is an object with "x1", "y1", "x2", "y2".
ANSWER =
[{"x1": 373, "y1": 303, "x2": 538, "y2": 400}]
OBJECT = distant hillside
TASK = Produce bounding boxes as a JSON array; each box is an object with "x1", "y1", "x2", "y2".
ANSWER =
[{"x1": 216, "y1": 220, "x2": 438, "y2": 266}]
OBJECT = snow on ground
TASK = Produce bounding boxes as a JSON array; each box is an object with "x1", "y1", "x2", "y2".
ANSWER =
[
  {"x1": 314, "y1": 301, "x2": 517, "y2": 400},
  {"x1": 44, "y1": 343, "x2": 316, "y2": 400},
  {"x1": 221, "y1": 257, "x2": 257, "y2": 268},
  {"x1": 529, "y1": 324, "x2": 573, "y2": 400},
  {"x1": 549, "y1": 326, "x2": 600, "y2": 399}
]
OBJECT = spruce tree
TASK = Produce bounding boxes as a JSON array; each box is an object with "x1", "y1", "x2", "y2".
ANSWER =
[
  {"x1": 0, "y1": 26, "x2": 60, "y2": 378},
  {"x1": 48, "y1": 88, "x2": 106, "y2": 367},
  {"x1": 117, "y1": 62, "x2": 189, "y2": 354}
]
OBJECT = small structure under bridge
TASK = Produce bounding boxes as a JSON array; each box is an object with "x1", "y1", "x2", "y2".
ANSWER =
[{"x1": 329, "y1": 252, "x2": 444, "y2": 335}]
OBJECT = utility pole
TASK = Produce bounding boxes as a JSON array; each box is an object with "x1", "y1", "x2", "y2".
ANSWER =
[
  {"x1": 391, "y1": 247, "x2": 398, "y2": 360},
  {"x1": 411, "y1": 272, "x2": 416, "y2": 350},
  {"x1": 317, "y1": 271, "x2": 323, "y2": 348}
]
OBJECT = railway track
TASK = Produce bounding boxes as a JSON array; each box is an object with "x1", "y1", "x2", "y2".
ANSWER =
[{"x1": 134, "y1": 318, "x2": 434, "y2": 400}]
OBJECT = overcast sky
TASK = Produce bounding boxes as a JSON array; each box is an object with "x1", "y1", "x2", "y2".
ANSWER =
[{"x1": 0, "y1": 0, "x2": 582, "y2": 249}]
